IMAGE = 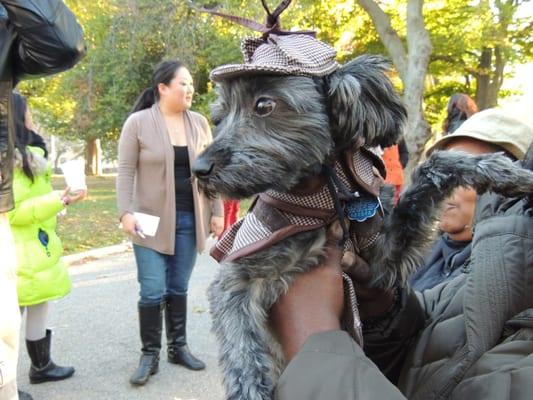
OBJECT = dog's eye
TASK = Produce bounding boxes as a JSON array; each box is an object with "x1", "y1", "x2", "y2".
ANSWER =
[{"x1": 254, "y1": 98, "x2": 276, "y2": 117}]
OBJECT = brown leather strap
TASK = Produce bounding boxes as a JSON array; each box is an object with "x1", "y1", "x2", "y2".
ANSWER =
[
  {"x1": 254, "y1": 197, "x2": 291, "y2": 232},
  {"x1": 263, "y1": 0, "x2": 290, "y2": 29},
  {"x1": 223, "y1": 223, "x2": 325, "y2": 262},
  {"x1": 360, "y1": 147, "x2": 386, "y2": 178},
  {"x1": 191, "y1": 6, "x2": 269, "y2": 33},
  {"x1": 191, "y1": 0, "x2": 315, "y2": 38},
  {"x1": 342, "y1": 149, "x2": 383, "y2": 197}
]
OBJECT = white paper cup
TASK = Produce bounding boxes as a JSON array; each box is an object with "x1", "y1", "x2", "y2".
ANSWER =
[{"x1": 60, "y1": 159, "x2": 87, "y2": 192}]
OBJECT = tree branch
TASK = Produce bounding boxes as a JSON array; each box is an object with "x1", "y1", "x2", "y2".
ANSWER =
[
  {"x1": 357, "y1": 0, "x2": 408, "y2": 80},
  {"x1": 406, "y1": 0, "x2": 432, "y2": 72},
  {"x1": 430, "y1": 54, "x2": 466, "y2": 66}
]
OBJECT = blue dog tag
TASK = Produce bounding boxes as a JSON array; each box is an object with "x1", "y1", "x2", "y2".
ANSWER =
[{"x1": 346, "y1": 196, "x2": 380, "y2": 222}]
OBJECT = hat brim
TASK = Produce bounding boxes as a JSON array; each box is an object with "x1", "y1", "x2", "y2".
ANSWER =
[
  {"x1": 426, "y1": 132, "x2": 524, "y2": 160},
  {"x1": 210, "y1": 64, "x2": 292, "y2": 82},
  {"x1": 210, "y1": 62, "x2": 339, "y2": 82}
]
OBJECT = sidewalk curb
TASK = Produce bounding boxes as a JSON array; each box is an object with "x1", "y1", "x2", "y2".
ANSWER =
[{"x1": 62, "y1": 243, "x2": 132, "y2": 266}]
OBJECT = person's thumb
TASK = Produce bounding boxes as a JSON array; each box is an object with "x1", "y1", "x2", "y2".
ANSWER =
[
  {"x1": 326, "y1": 220, "x2": 344, "y2": 246},
  {"x1": 346, "y1": 254, "x2": 372, "y2": 284},
  {"x1": 324, "y1": 220, "x2": 344, "y2": 266}
]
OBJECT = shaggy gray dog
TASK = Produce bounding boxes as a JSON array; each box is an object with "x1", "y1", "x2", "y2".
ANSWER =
[{"x1": 192, "y1": 55, "x2": 533, "y2": 400}]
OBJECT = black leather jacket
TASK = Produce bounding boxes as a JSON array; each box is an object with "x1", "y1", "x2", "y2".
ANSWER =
[{"x1": 0, "y1": 0, "x2": 85, "y2": 212}]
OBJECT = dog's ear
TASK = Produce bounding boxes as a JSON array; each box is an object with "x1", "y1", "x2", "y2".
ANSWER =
[{"x1": 326, "y1": 55, "x2": 407, "y2": 148}]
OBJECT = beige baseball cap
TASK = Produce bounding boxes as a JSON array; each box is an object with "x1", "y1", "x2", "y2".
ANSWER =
[{"x1": 426, "y1": 108, "x2": 533, "y2": 160}]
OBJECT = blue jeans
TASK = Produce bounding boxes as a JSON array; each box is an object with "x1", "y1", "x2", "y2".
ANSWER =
[{"x1": 133, "y1": 211, "x2": 197, "y2": 306}]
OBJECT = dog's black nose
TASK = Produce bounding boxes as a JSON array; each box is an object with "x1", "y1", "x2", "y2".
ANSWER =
[{"x1": 192, "y1": 158, "x2": 215, "y2": 177}]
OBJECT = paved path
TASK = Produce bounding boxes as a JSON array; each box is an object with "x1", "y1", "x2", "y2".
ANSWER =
[{"x1": 17, "y1": 245, "x2": 224, "y2": 400}]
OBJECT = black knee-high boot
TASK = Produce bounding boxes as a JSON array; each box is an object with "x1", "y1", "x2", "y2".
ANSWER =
[
  {"x1": 26, "y1": 329, "x2": 75, "y2": 384},
  {"x1": 130, "y1": 302, "x2": 164, "y2": 386},
  {"x1": 165, "y1": 294, "x2": 205, "y2": 370}
]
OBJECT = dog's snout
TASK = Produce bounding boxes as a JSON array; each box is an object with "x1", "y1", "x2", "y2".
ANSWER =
[{"x1": 192, "y1": 157, "x2": 215, "y2": 178}]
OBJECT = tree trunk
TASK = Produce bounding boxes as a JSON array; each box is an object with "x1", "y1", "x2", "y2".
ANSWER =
[
  {"x1": 85, "y1": 138, "x2": 102, "y2": 176},
  {"x1": 358, "y1": 0, "x2": 432, "y2": 177},
  {"x1": 475, "y1": 47, "x2": 492, "y2": 110},
  {"x1": 403, "y1": 0, "x2": 432, "y2": 176},
  {"x1": 475, "y1": 45, "x2": 506, "y2": 110}
]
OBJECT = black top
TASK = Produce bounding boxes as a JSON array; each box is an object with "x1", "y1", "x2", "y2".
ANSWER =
[{"x1": 173, "y1": 146, "x2": 194, "y2": 212}]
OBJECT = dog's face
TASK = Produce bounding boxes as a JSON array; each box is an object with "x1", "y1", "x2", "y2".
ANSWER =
[
  {"x1": 193, "y1": 55, "x2": 407, "y2": 199},
  {"x1": 193, "y1": 75, "x2": 332, "y2": 198}
]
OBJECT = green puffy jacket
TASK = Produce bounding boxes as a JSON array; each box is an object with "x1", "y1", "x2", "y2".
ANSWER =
[{"x1": 8, "y1": 147, "x2": 70, "y2": 306}]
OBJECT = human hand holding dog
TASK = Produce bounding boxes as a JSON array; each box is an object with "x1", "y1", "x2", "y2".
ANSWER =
[
  {"x1": 270, "y1": 222, "x2": 397, "y2": 362},
  {"x1": 343, "y1": 253, "x2": 396, "y2": 321},
  {"x1": 270, "y1": 223, "x2": 344, "y2": 362}
]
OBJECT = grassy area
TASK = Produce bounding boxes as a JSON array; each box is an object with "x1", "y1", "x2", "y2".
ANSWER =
[
  {"x1": 239, "y1": 197, "x2": 253, "y2": 218},
  {"x1": 52, "y1": 175, "x2": 125, "y2": 255},
  {"x1": 51, "y1": 174, "x2": 255, "y2": 255}
]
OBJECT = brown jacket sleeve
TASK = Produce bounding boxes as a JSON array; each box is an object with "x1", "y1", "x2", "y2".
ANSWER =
[
  {"x1": 276, "y1": 330, "x2": 406, "y2": 400},
  {"x1": 116, "y1": 114, "x2": 139, "y2": 218}
]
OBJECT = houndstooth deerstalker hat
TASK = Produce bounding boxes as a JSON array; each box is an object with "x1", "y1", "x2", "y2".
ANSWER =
[
  {"x1": 210, "y1": 33, "x2": 339, "y2": 82},
  {"x1": 199, "y1": 0, "x2": 339, "y2": 82}
]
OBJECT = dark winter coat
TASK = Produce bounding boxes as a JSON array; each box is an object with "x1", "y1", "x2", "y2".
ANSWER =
[
  {"x1": 366, "y1": 192, "x2": 533, "y2": 399},
  {"x1": 0, "y1": 0, "x2": 85, "y2": 213},
  {"x1": 409, "y1": 233, "x2": 471, "y2": 291},
  {"x1": 277, "y1": 192, "x2": 533, "y2": 400}
]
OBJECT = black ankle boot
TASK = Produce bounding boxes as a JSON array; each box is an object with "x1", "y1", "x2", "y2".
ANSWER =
[
  {"x1": 26, "y1": 330, "x2": 75, "y2": 384},
  {"x1": 168, "y1": 344, "x2": 206, "y2": 371},
  {"x1": 130, "y1": 303, "x2": 164, "y2": 386},
  {"x1": 165, "y1": 294, "x2": 205, "y2": 371},
  {"x1": 18, "y1": 390, "x2": 34, "y2": 400}
]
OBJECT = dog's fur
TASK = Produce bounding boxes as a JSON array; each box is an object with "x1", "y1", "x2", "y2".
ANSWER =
[{"x1": 193, "y1": 55, "x2": 533, "y2": 400}]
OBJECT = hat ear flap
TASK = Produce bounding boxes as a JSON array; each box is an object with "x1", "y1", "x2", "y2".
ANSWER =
[{"x1": 326, "y1": 55, "x2": 407, "y2": 148}]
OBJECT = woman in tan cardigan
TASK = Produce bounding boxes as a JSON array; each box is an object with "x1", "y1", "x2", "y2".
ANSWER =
[{"x1": 116, "y1": 60, "x2": 223, "y2": 386}]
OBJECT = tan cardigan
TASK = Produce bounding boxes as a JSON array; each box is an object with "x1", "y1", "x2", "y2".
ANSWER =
[{"x1": 117, "y1": 104, "x2": 223, "y2": 255}]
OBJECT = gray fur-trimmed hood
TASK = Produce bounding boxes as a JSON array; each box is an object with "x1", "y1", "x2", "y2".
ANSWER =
[{"x1": 14, "y1": 147, "x2": 48, "y2": 176}]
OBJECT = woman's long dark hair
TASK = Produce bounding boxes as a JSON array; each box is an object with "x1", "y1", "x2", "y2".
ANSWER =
[
  {"x1": 12, "y1": 92, "x2": 34, "y2": 182},
  {"x1": 443, "y1": 93, "x2": 479, "y2": 134},
  {"x1": 130, "y1": 60, "x2": 185, "y2": 114}
]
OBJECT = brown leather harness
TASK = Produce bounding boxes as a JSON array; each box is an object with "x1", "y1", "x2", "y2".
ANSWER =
[{"x1": 211, "y1": 146, "x2": 387, "y2": 345}]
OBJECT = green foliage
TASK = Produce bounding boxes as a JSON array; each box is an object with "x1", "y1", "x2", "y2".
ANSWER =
[{"x1": 17, "y1": 0, "x2": 533, "y2": 155}]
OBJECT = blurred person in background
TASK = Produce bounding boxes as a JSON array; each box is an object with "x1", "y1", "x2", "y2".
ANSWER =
[
  {"x1": 442, "y1": 93, "x2": 478, "y2": 135},
  {"x1": 382, "y1": 139, "x2": 408, "y2": 203},
  {"x1": 411, "y1": 108, "x2": 525, "y2": 291},
  {"x1": 0, "y1": 2, "x2": 85, "y2": 399},
  {"x1": 221, "y1": 199, "x2": 240, "y2": 235},
  {"x1": 9, "y1": 94, "x2": 86, "y2": 385},
  {"x1": 117, "y1": 60, "x2": 224, "y2": 386}
]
